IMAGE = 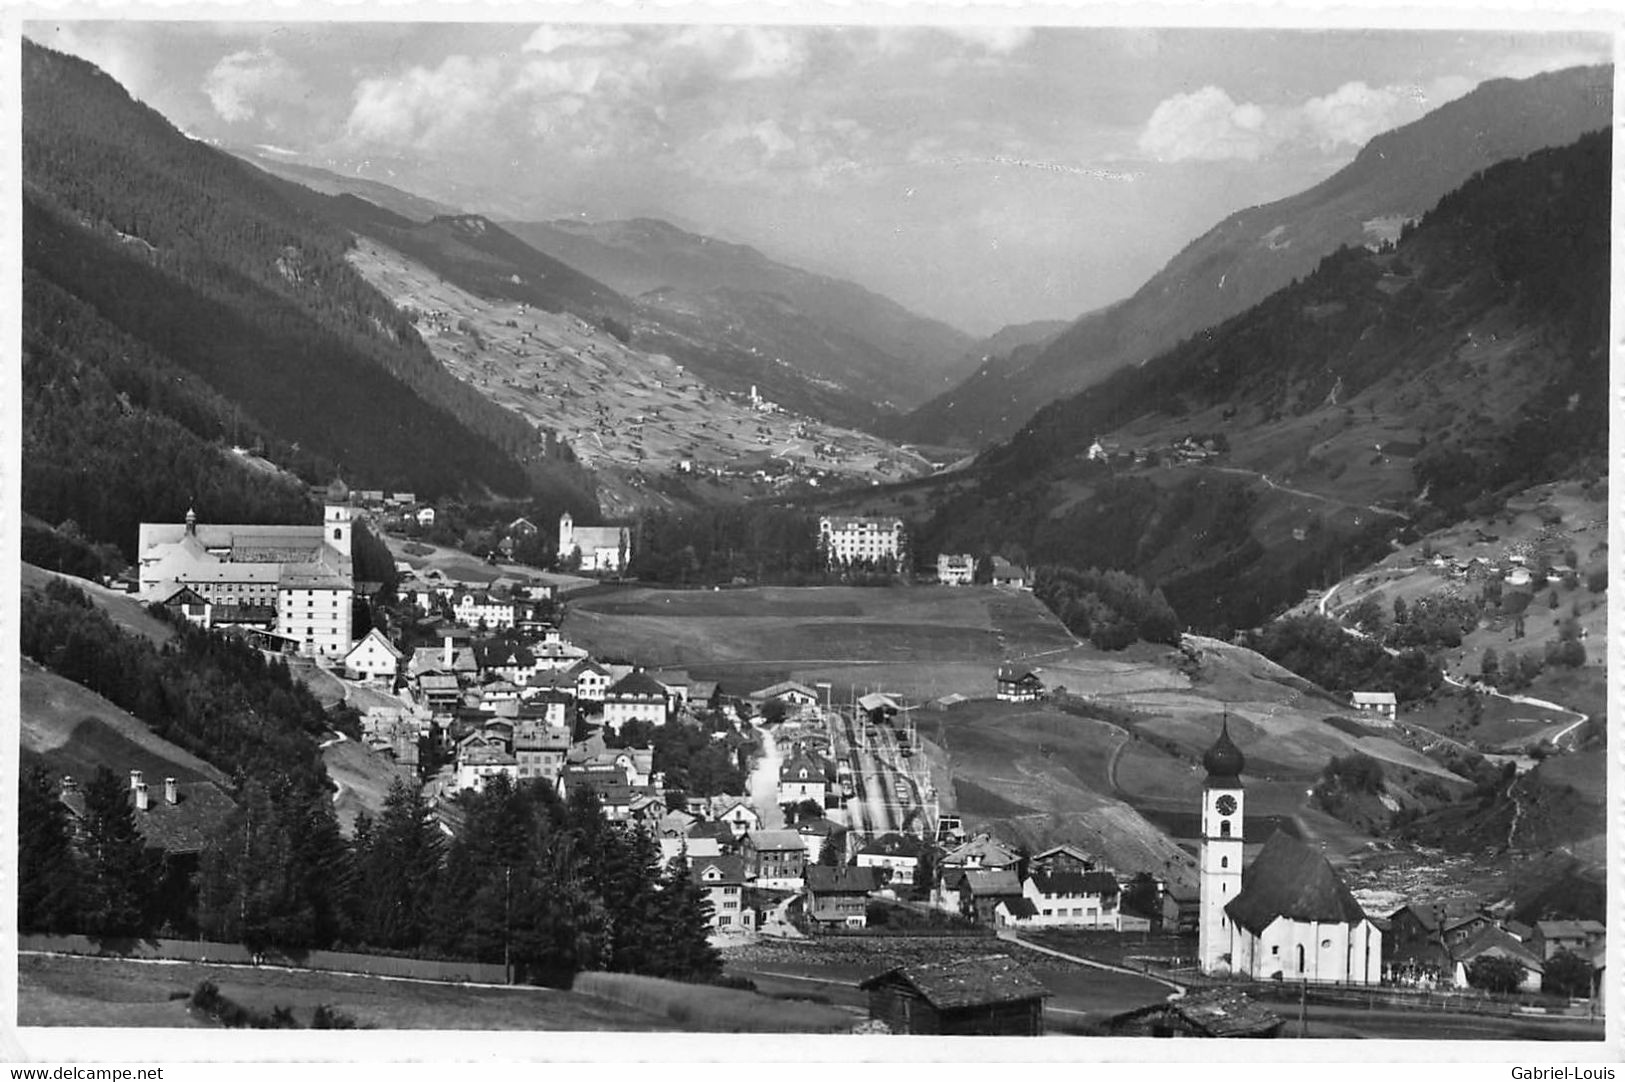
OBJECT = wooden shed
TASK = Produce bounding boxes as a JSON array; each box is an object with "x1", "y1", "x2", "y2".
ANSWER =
[
  {"x1": 1107, "y1": 989, "x2": 1284, "y2": 1038},
  {"x1": 858, "y1": 955, "x2": 1050, "y2": 1036}
]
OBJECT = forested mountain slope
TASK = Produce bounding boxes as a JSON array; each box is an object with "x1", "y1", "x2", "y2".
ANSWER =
[
  {"x1": 21, "y1": 40, "x2": 597, "y2": 558},
  {"x1": 910, "y1": 130, "x2": 1609, "y2": 632},
  {"x1": 904, "y1": 64, "x2": 1612, "y2": 448}
]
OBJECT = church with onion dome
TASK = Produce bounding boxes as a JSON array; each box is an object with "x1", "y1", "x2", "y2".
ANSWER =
[{"x1": 1198, "y1": 714, "x2": 1383, "y2": 985}]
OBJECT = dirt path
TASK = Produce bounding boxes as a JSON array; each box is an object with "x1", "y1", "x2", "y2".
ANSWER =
[
  {"x1": 1210, "y1": 466, "x2": 1410, "y2": 522},
  {"x1": 996, "y1": 930, "x2": 1186, "y2": 995}
]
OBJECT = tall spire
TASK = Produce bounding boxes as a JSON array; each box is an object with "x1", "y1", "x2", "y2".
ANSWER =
[{"x1": 1202, "y1": 706, "x2": 1245, "y2": 786}]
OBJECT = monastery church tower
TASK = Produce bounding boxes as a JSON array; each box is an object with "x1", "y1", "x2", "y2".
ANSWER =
[{"x1": 1198, "y1": 714, "x2": 1245, "y2": 973}]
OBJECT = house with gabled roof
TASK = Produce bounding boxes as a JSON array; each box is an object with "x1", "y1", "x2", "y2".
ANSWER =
[
  {"x1": 712, "y1": 799, "x2": 761, "y2": 839},
  {"x1": 805, "y1": 864, "x2": 882, "y2": 928},
  {"x1": 456, "y1": 743, "x2": 518, "y2": 794},
  {"x1": 1030, "y1": 843, "x2": 1099, "y2": 876},
  {"x1": 1350, "y1": 690, "x2": 1397, "y2": 723},
  {"x1": 956, "y1": 868, "x2": 1024, "y2": 924},
  {"x1": 1532, "y1": 920, "x2": 1607, "y2": 962},
  {"x1": 777, "y1": 751, "x2": 828, "y2": 808},
  {"x1": 989, "y1": 556, "x2": 1032, "y2": 590},
  {"x1": 748, "y1": 680, "x2": 819, "y2": 710},
  {"x1": 1452, "y1": 925, "x2": 1545, "y2": 993},
  {"x1": 1108, "y1": 989, "x2": 1284, "y2": 1038},
  {"x1": 996, "y1": 666, "x2": 1043, "y2": 702},
  {"x1": 859, "y1": 956, "x2": 1049, "y2": 1036},
  {"x1": 691, "y1": 855, "x2": 754, "y2": 933},
  {"x1": 1014, "y1": 870, "x2": 1123, "y2": 929},
  {"x1": 741, "y1": 829, "x2": 807, "y2": 891},
  {"x1": 602, "y1": 671, "x2": 670, "y2": 733},
  {"x1": 343, "y1": 627, "x2": 403, "y2": 683},
  {"x1": 857, "y1": 832, "x2": 931, "y2": 887},
  {"x1": 565, "y1": 659, "x2": 611, "y2": 702},
  {"x1": 793, "y1": 816, "x2": 843, "y2": 863},
  {"x1": 942, "y1": 833, "x2": 1020, "y2": 873}
]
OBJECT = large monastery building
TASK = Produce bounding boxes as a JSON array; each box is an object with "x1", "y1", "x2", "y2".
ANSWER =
[
  {"x1": 1198, "y1": 716, "x2": 1382, "y2": 985},
  {"x1": 137, "y1": 505, "x2": 354, "y2": 658}
]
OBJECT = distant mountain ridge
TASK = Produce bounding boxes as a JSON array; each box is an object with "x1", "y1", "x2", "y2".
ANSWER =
[
  {"x1": 908, "y1": 129, "x2": 1609, "y2": 632},
  {"x1": 20, "y1": 39, "x2": 598, "y2": 558},
  {"x1": 502, "y1": 217, "x2": 980, "y2": 409},
  {"x1": 904, "y1": 64, "x2": 1614, "y2": 448}
]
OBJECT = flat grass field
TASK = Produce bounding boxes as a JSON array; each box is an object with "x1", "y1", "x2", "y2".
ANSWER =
[
  {"x1": 17, "y1": 954, "x2": 674, "y2": 1031},
  {"x1": 561, "y1": 585, "x2": 1076, "y2": 699}
]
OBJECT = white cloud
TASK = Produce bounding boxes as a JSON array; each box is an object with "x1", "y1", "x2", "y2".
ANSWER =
[
  {"x1": 1138, "y1": 74, "x2": 1486, "y2": 163},
  {"x1": 203, "y1": 48, "x2": 302, "y2": 125},
  {"x1": 520, "y1": 25, "x2": 633, "y2": 55},
  {"x1": 939, "y1": 26, "x2": 1034, "y2": 55},
  {"x1": 1137, "y1": 86, "x2": 1280, "y2": 162},
  {"x1": 345, "y1": 54, "x2": 506, "y2": 148}
]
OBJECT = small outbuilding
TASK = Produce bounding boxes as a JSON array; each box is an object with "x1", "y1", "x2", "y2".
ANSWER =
[
  {"x1": 859, "y1": 955, "x2": 1050, "y2": 1036},
  {"x1": 1108, "y1": 989, "x2": 1285, "y2": 1038}
]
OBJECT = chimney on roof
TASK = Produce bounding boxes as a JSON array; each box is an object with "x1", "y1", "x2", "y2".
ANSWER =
[
  {"x1": 134, "y1": 782, "x2": 149, "y2": 812},
  {"x1": 165, "y1": 777, "x2": 178, "y2": 805},
  {"x1": 130, "y1": 769, "x2": 143, "y2": 792},
  {"x1": 444, "y1": 633, "x2": 454, "y2": 669}
]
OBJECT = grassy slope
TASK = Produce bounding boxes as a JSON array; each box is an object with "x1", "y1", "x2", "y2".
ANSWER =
[
  {"x1": 20, "y1": 657, "x2": 231, "y2": 789},
  {"x1": 21, "y1": 563, "x2": 174, "y2": 647},
  {"x1": 16, "y1": 954, "x2": 673, "y2": 1030}
]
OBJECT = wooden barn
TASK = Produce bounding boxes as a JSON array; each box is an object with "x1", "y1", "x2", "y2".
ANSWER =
[
  {"x1": 858, "y1": 955, "x2": 1049, "y2": 1035},
  {"x1": 1107, "y1": 989, "x2": 1284, "y2": 1038}
]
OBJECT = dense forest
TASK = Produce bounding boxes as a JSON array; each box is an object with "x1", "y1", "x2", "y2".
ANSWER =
[{"x1": 1243, "y1": 614, "x2": 1441, "y2": 704}]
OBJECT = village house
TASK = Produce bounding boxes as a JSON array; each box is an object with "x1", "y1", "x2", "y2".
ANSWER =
[
  {"x1": 601, "y1": 671, "x2": 671, "y2": 733},
  {"x1": 691, "y1": 856, "x2": 754, "y2": 933},
  {"x1": 748, "y1": 680, "x2": 820, "y2": 714},
  {"x1": 805, "y1": 865, "x2": 882, "y2": 929},
  {"x1": 1029, "y1": 843, "x2": 1100, "y2": 876},
  {"x1": 566, "y1": 659, "x2": 612, "y2": 703},
  {"x1": 857, "y1": 832, "x2": 931, "y2": 887},
  {"x1": 1385, "y1": 898, "x2": 1495, "y2": 984},
  {"x1": 859, "y1": 956, "x2": 1049, "y2": 1036},
  {"x1": 647, "y1": 670, "x2": 692, "y2": 712},
  {"x1": 416, "y1": 507, "x2": 436, "y2": 527},
  {"x1": 453, "y1": 590, "x2": 518, "y2": 630},
  {"x1": 659, "y1": 835, "x2": 723, "y2": 869},
  {"x1": 936, "y1": 553, "x2": 976, "y2": 586},
  {"x1": 1452, "y1": 925, "x2": 1545, "y2": 993},
  {"x1": 137, "y1": 505, "x2": 354, "y2": 658},
  {"x1": 1349, "y1": 690, "x2": 1398, "y2": 723},
  {"x1": 741, "y1": 829, "x2": 808, "y2": 891},
  {"x1": 1013, "y1": 870, "x2": 1124, "y2": 929},
  {"x1": 455, "y1": 742, "x2": 519, "y2": 794},
  {"x1": 712, "y1": 800, "x2": 761, "y2": 840},
  {"x1": 996, "y1": 666, "x2": 1044, "y2": 702},
  {"x1": 794, "y1": 817, "x2": 843, "y2": 863},
  {"x1": 1531, "y1": 920, "x2": 1607, "y2": 963},
  {"x1": 474, "y1": 642, "x2": 540, "y2": 685},
  {"x1": 777, "y1": 751, "x2": 829, "y2": 808},
  {"x1": 158, "y1": 584, "x2": 212, "y2": 628},
  {"x1": 989, "y1": 556, "x2": 1032, "y2": 590},
  {"x1": 954, "y1": 868, "x2": 1024, "y2": 924},
  {"x1": 343, "y1": 627, "x2": 403, "y2": 684},
  {"x1": 942, "y1": 833, "x2": 1021, "y2": 874},
  {"x1": 512, "y1": 719, "x2": 571, "y2": 784}
]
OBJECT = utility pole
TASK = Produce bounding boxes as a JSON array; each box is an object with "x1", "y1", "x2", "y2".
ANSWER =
[{"x1": 504, "y1": 863, "x2": 513, "y2": 986}]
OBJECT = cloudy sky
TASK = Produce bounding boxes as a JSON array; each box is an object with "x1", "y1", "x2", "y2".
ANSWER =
[{"x1": 27, "y1": 16, "x2": 1613, "y2": 335}]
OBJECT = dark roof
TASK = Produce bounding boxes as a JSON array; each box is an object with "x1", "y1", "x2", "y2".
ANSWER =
[
  {"x1": 859, "y1": 832, "x2": 929, "y2": 859},
  {"x1": 1111, "y1": 990, "x2": 1284, "y2": 1038},
  {"x1": 692, "y1": 855, "x2": 748, "y2": 886},
  {"x1": 805, "y1": 864, "x2": 882, "y2": 895},
  {"x1": 858, "y1": 956, "x2": 1049, "y2": 1010},
  {"x1": 1453, "y1": 925, "x2": 1544, "y2": 972},
  {"x1": 1202, "y1": 716, "x2": 1246, "y2": 786},
  {"x1": 1031, "y1": 870, "x2": 1119, "y2": 897},
  {"x1": 131, "y1": 782, "x2": 238, "y2": 854},
  {"x1": 1390, "y1": 897, "x2": 1483, "y2": 932},
  {"x1": 962, "y1": 868, "x2": 1023, "y2": 897},
  {"x1": 1224, "y1": 831, "x2": 1368, "y2": 936},
  {"x1": 606, "y1": 671, "x2": 668, "y2": 699},
  {"x1": 688, "y1": 820, "x2": 737, "y2": 842},
  {"x1": 999, "y1": 897, "x2": 1040, "y2": 919},
  {"x1": 996, "y1": 666, "x2": 1041, "y2": 682}
]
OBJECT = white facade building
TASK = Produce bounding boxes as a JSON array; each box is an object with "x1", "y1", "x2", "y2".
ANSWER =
[
  {"x1": 819, "y1": 516, "x2": 904, "y2": 569},
  {"x1": 558, "y1": 513, "x2": 631, "y2": 573}
]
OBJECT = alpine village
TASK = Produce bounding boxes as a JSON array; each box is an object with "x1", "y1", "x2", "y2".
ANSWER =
[{"x1": 15, "y1": 28, "x2": 1612, "y2": 1045}]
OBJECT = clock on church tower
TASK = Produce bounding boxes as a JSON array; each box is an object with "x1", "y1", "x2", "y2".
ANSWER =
[{"x1": 1198, "y1": 715, "x2": 1246, "y2": 974}]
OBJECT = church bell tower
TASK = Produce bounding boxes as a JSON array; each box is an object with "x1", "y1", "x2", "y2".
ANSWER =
[{"x1": 1198, "y1": 711, "x2": 1245, "y2": 974}]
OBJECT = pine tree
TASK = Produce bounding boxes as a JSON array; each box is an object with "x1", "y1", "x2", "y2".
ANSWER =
[
  {"x1": 655, "y1": 852, "x2": 721, "y2": 982},
  {"x1": 79, "y1": 766, "x2": 156, "y2": 937},
  {"x1": 18, "y1": 765, "x2": 82, "y2": 932}
]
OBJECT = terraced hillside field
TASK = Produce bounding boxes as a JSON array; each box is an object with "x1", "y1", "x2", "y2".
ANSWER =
[{"x1": 347, "y1": 238, "x2": 931, "y2": 514}]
